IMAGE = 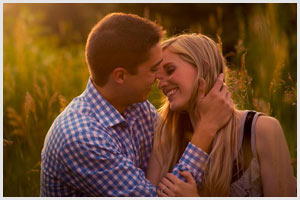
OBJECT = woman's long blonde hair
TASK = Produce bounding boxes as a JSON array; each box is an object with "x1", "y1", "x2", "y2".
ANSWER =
[{"x1": 153, "y1": 33, "x2": 240, "y2": 196}]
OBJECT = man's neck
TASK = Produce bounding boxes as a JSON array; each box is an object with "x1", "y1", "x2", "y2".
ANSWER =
[{"x1": 93, "y1": 81, "x2": 128, "y2": 114}]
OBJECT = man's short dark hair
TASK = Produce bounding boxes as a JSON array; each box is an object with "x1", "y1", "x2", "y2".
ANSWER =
[{"x1": 85, "y1": 12, "x2": 164, "y2": 86}]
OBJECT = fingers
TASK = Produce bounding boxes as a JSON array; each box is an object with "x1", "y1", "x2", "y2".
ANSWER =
[
  {"x1": 158, "y1": 182, "x2": 175, "y2": 197},
  {"x1": 220, "y1": 83, "x2": 233, "y2": 106},
  {"x1": 220, "y1": 81, "x2": 228, "y2": 94},
  {"x1": 161, "y1": 177, "x2": 175, "y2": 190},
  {"x1": 157, "y1": 187, "x2": 168, "y2": 197},
  {"x1": 221, "y1": 84, "x2": 234, "y2": 108},
  {"x1": 162, "y1": 173, "x2": 184, "y2": 196},
  {"x1": 179, "y1": 171, "x2": 196, "y2": 184},
  {"x1": 165, "y1": 173, "x2": 183, "y2": 185},
  {"x1": 229, "y1": 97, "x2": 233, "y2": 106},
  {"x1": 210, "y1": 73, "x2": 224, "y2": 93},
  {"x1": 160, "y1": 177, "x2": 176, "y2": 196},
  {"x1": 225, "y1": 90, "x2": 233, "y2": 105}
]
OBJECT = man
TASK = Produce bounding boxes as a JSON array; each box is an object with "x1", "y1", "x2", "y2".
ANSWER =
[{"x1": 40, "y1": 12, "x2": 232, "y2": 196}]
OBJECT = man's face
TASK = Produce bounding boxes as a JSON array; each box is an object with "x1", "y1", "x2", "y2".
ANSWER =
[{"x1": 124, "y1": 43, "x2": 163, "y2": 104}]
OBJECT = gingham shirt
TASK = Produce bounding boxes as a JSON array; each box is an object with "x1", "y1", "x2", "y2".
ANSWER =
[{"x1": 40, "y1": 78, "x2": 209, "y2": 196}]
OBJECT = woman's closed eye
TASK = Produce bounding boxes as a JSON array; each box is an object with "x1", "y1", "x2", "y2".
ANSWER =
[{"x1": 165, "y1": 65, "x2": 175, "y2": 75}]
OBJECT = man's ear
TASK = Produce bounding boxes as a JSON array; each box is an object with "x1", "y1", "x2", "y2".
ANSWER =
[
  {"x1": 112, "y1": 67, "x2": 127, "y2": 84},
  {"x1": 197, "y1": 78, "x2": 206, "y2": 99}
]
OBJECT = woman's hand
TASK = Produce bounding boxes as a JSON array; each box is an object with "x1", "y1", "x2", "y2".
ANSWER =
[{"x1": 157, "y1": 171, "x2": 199, "y2": 197}]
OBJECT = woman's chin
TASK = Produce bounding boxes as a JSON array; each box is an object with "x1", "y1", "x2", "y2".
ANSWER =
[{"x1": 169, "y1": 102, "x2": 187, "y2": 112}]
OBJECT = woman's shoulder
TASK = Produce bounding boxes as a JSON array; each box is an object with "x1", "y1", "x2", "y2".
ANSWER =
[
  {"x1": 253, "y1": 114, "x2": 285, "y2": 158},
  {"x1": 236, "y1": 110, "x2": 281, "y2": 136},
  {"x1": 255, "y1": 115, "x2": 283, "y2": 138},
  {"x1": 237, "y1": 110, "x2": 284, "y2": 153}
]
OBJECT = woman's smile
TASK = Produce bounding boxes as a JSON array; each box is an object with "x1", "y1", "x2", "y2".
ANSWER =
[{"x1": 163, "y1": 87, "x2": 179, "y2": 101}]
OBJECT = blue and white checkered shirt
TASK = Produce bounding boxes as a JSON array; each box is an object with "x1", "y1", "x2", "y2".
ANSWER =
[{"x1": 40, "y1": 78, "x2": 209, "y2": 196}]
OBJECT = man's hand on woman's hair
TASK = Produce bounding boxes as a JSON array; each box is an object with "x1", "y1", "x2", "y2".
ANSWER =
[{"x1": 191, "y1": 73, "x2": 234, "y2": 152}]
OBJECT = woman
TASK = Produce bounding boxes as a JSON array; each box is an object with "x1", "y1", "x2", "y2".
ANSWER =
[{"x1": 146, "y1": 34, "x2": 296, "y2": 196}]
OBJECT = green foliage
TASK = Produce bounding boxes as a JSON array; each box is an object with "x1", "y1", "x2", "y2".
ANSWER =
[
  {"x1": 3, "y1": 7, "x2": 88, "y2": 196},
  {"x1": 3, "y1": 4, "x2": 296, "y2": 197}
]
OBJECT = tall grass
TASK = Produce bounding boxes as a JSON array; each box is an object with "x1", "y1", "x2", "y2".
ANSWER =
[
  {"x1": 3, "y1": 8, "x2": 88, "y2": 196},
  {"x1": 3, "y1": 4, "x2": 296, "y2": 196},
  {"x1": 228, "y1": 4, "x2": 297, "y2": 168}
]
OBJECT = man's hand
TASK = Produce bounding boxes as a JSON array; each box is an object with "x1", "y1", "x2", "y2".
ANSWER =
[
  {"x1": 196, "y1": 73, "x2": 233, "y2": 132},
  {"x1": 191, "y1": 73, "x2": 233, "y2": 152},
  {"x1": 157, "y1": 171, "x2": 199, "y2": 197}
]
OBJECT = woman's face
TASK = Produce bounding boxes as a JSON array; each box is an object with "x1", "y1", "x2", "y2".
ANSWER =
[{"x1": 157, "y1": 48, "x2": 198, "y2": 111}]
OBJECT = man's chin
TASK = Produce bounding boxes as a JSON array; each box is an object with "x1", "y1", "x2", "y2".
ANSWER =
[
  {"x1": 141, "y1": 96, "x2": 148, "y2": 103},
  {"x1": 132, "y1": 96, "x2": 148, "y2": 104}
]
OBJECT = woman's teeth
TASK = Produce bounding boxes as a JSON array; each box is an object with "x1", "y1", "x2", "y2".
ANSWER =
[{"x1": 167, "y1": 88, "x2": 177, "y2": 97}]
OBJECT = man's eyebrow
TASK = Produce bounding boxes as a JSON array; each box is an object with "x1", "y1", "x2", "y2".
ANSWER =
[{"x1": 151, "y1": 59, "x2": 163, "y2": 68}]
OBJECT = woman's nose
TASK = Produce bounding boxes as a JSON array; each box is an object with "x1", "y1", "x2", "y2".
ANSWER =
[
  {"x1": 157, "y1": 78, "x2": 168, "y2": 90},
  {"x1": 155, "y1": 71, "x2": 166, "y2": 90},
  {"x1": 155, "y1": 70, "x2": 163, "y2": 81}
]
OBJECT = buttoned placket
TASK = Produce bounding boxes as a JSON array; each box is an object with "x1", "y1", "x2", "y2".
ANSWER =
[
  {"x1": 119, "y1": 122, "x2": 136, "y2": 163},
  {"x1": 121, "y1": 105, "x2": 142, "y2": 168}
]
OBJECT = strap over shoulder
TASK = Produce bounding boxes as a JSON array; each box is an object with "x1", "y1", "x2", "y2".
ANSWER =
[{"x1": 231, "y1": 111, "x2": 257, "y2": 183}]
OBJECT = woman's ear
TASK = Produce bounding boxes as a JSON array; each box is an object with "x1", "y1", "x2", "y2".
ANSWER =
[
  {"x1": 112, "y1": 67, "x2": 127, "y2": 84},
  {"x1": 197, "y1": 78, "x2": 206, "y2": 99}
]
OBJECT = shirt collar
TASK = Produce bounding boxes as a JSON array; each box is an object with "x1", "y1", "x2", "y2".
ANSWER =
[{"x1": 82, "y1": 78, "x2": 127, "y2": 127}]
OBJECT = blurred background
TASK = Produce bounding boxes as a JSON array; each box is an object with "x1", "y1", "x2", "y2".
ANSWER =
[{"x1": 3, "y1": 3, "x2": 297, "y2": 196}]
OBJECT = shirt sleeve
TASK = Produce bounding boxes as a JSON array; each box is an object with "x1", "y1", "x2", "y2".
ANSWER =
[
  {"x1": 171, "y1": 142, "x2": 209, "y2": 186},
  {"x1": 59, "y1": 134, "x2": 157, "y2": 197}
]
